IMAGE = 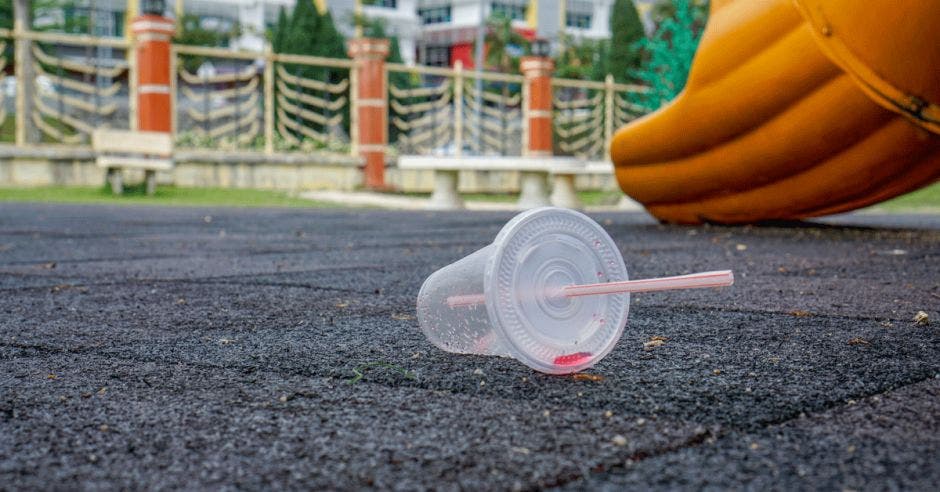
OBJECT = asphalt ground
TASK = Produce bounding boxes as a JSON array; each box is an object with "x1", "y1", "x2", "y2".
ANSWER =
[{"x1": 1, "y1": 203, "x2": 938, "y2": 490}]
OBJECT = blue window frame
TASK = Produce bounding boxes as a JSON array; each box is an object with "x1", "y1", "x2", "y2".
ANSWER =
[
  {"x1": 490, "y1": 2, "x2": 527, "y2": 21},
  {"x1": 418, "y1": 6, "x2": 452, "y2": 25}
]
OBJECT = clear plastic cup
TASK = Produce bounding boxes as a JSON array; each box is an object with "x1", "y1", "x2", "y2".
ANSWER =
[
  {"x1": 417, "y1": 207, "x2": 631, "y2": 374},
  {"x1": 417, "y1": 207, "x2": 735, "y2": 374}
]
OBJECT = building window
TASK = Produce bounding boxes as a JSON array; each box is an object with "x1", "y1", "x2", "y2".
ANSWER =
[
  {"x1": 490, "y1": 2, "x2": 527, "y2": 21},
  {"x1": 371, "y1": 0, "x2": 397, "y2": 7},
  {"x1": 565, "y1": 12, "x2": 591, "y2": 29},
  {"x1": 425, "y1": 45, "x2": 450, "y2": 67},
  {"x1": 418, "y1": 6, "x2": 452, "y2": 25}
]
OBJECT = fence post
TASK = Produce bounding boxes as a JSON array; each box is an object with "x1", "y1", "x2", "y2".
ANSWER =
[
  {"x1": 128, "y1": 48, "x2": 138, "y2": 130},
  {"x1": 264, "y1": 47, "x2": 274, "y2": 154},
  {"x1": 518, "y1": 56, "x2": 554, "y2": 208},
  {"x1": 453, "y1": 60, "x2": 463, "y2": 157},
  {"x1": 519, "y1": 56, "x2": 555, "y2": 158},
  {"x1": 604, "y1": 74, "x2": 614, "y2": 161},
  {"x1": 13, "y1": 0, "x2": 37, "y2": 145},
  {"x1": 347, "y1": 38, "x2": 390, "y2": 189},
  {"x1": 168, "y1": 46, "x2": 177, "y2": 135},
  {"x1": 131, "y1": 13, "x2": 175, "y2": 132}
]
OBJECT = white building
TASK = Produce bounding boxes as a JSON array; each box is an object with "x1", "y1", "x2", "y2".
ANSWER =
[
  {"x1": 326, "y1": 0, "x2": 615, "y2": 67},
  {"x1": 35, "y1": 1, "x2": 649, "y2": 67},
  {"x1": 205, "y1": 0, "x2": 620, "y2": 67}
]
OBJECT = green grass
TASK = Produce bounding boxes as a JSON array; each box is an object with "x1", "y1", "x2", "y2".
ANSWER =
[
  {"x1": 0, "y1": 115, "x2": 15, "y2": 143},
  {"x1": 876, "y1": 182, "x2": 940, "y2": 211},
  {"x1": 4, "y1": 182, "x2": 936, "y2": 212},
  {"x1": 0, "y1": 184, "x2": 332, "y2": 208},
  {"x1": 0, "y1": 115, "x2": 84, "y2": 144}
]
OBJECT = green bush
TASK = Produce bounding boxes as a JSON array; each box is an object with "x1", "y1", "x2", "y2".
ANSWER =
[{"x1": 630, "y1": 0, "x2": 708, "y2": 111}]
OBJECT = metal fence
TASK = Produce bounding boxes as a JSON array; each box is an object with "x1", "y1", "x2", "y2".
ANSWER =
[{"x1": 0, "y1": 27, "x2": 649, "y2": 163}]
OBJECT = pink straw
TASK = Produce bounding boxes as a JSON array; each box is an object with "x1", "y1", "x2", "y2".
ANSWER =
[
  {"x1": 446, "y1": 270, "x2": 734, "y2": 308},
  {"x1": 563, "y1": 270, "x2": 734, "y2": 298}
]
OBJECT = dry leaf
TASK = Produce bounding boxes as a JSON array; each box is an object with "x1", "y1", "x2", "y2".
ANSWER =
[
  {"x1": 572, "y1": 373, "x2": 604, "y2": 382},
  {"x1": 789, "y1": 310, "x2": 812, "y2": 317},
  {"x1": 847, "y1": 337, "x2": 870, "y2": 346},
  {"x1": 643, "y1": 339, "x2": 665, "y2": 350}
]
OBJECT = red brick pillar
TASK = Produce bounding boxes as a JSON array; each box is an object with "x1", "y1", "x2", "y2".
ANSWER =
[
  {"x1": 520, "y1": 56, "x2": 555, "y2": 157},
  {"x1": 348, "y1": 38, "x2": 390, "y2": 190},
  {"x1": 131, "y1": 15, "x2": 175, "y2": 132}
]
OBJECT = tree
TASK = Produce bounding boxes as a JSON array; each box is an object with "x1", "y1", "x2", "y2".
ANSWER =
[
  {"x1": 271, "y1": 6, "x2": 289, "y2": 53},
  {"x1": 631, "y1": 0, "x2": 708, "y2": 110},
  {"x1": 607, "y1": 0, "x2": 645, "y2": 83},
  {"x1": 315, "y1": 11, "x2": 347, "y2": 59},
  {"x1": 274, "y1": 0, "x2": 350, "y2": 144},
  {"x1": 0, "y1": 0, "x2": 11, "y2": 30},
  {"x1": 554, "y1": 34, "x2": 609, "y2": 81},
  {"x1": 279, "y1": 0, "x2": 346, "y2": 60},
  {"x1": 174, "y1": 14, "x2": 240, "y2": 72},
  {"x1": 484, "y1": 13, "x2": 529, "y2": 73}
]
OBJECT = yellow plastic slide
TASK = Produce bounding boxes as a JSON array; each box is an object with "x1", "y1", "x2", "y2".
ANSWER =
[{"x1": 611, "y1": 0, "x2": 940, "y2": 224}]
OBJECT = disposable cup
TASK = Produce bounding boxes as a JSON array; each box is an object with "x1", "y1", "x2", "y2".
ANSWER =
[{"x1": 416, "y1": 207, "x2": 732, "y2": 374}]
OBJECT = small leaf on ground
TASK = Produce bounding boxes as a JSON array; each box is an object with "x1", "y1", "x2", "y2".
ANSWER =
[
  {"x1": 348, "y1": 362, "x2": 416, "y2": 384},
  {"x1": 572, "y1": 373, "x2": 604, "y2": 382},
  {"x1": 643, "y1": 337, "x2": 666, "y2": 350}
]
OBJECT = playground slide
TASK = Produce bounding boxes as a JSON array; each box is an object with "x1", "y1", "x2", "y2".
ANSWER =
[{"x1": 611, "y1": 0, "x2": 940, "y2": 224}]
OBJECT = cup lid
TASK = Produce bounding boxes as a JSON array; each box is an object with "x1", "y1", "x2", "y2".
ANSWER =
[{"x1": 483, "y1": 207, "x2": 629, "y2": 374}]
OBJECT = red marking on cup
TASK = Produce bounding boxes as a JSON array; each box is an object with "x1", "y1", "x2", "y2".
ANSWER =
[{"x1": 553, "y1": 352, "x2": 593, "y2": 367}]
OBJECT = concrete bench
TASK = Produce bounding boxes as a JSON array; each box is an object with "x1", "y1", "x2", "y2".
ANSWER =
[
  {"x1": 549, "y1": 160, "x2": 616, "y2": 209},
  {"x1": 398, "y1": 155, "x2": 598, "y2": 210},
  {"x1": 92, "y1": 129, "x2": 174, "y2": 195}
]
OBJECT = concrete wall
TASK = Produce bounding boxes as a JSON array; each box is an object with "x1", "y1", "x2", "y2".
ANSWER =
[
  {"x1": 0, "y1": 145, "x2": 617, "y2": 194},
  {"x1": 388, "y1": 166, "x2": 619, "y2": 194},
  {"x1": 0, "y1": 146, "x2": 364, "y2": 192}
]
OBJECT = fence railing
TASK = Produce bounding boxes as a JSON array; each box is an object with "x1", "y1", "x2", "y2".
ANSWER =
[
  {"x1": 552, "y1": 76, "x2": 648, "y2": 162},
  {"x1": 387, "y1": 61, "x2": 528, "y2": 158},
  {"x1": 0, "y1": 27, "x2": 650, "y2": 163}
]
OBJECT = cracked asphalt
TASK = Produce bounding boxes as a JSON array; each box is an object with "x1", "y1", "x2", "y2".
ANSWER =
[{"x1": 1, "y1": 203, "x2": 938, "y2": 490}]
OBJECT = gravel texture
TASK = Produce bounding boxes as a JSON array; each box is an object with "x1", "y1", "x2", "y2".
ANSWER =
[{"x1": 1, "y1": 203, "x2": 938, "y2": 489}]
